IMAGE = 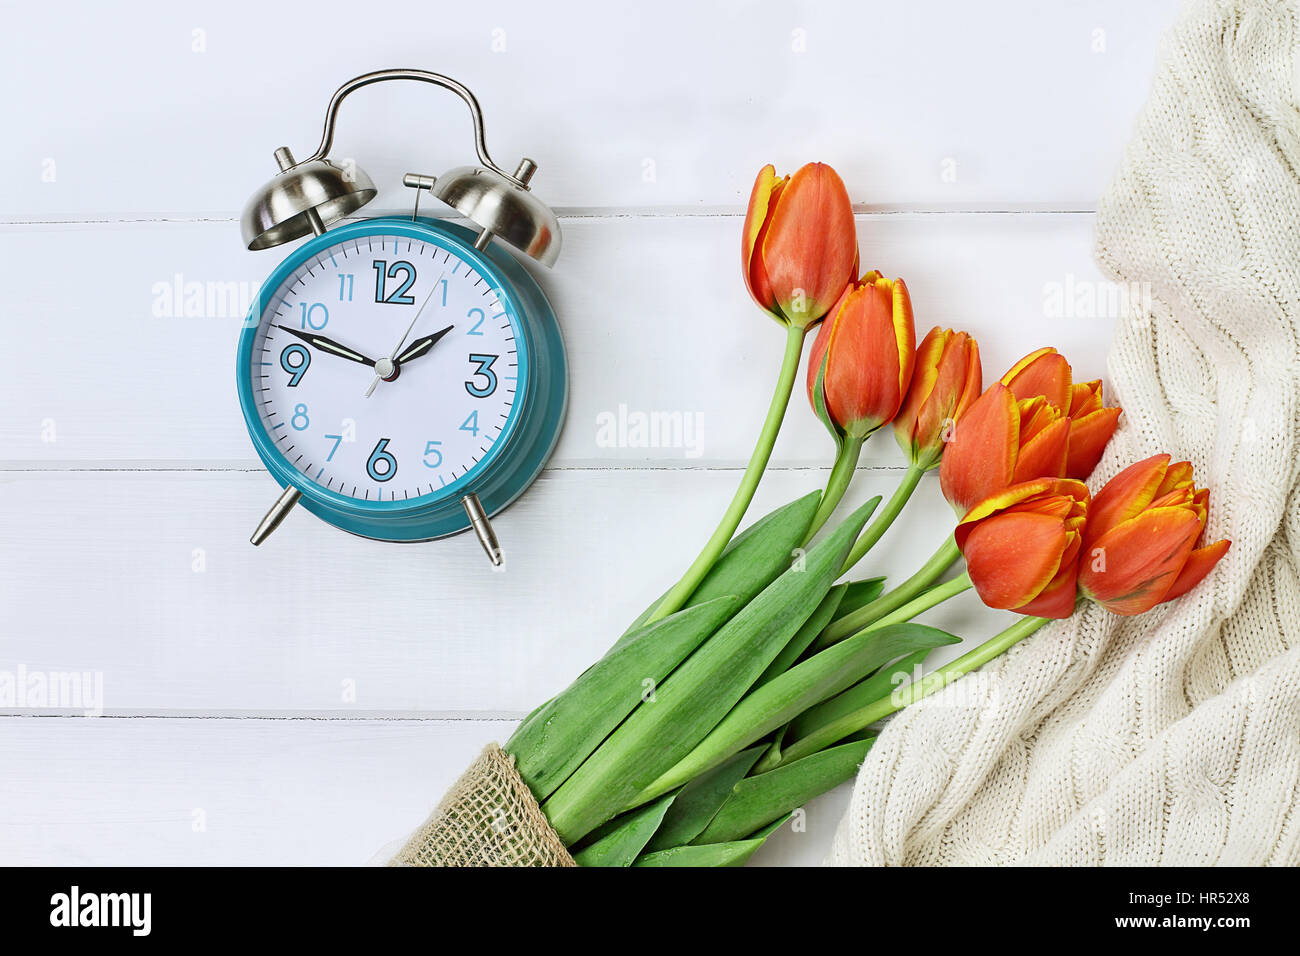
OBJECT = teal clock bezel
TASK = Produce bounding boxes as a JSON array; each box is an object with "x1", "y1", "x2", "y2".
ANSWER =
[{"x1": 236, "y1": 216, "x2": 567, "y2": 542}]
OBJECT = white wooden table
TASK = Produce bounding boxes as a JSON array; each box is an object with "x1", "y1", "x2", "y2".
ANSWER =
[{"x1": 0, "y1": 0, "x2": 1178, "y2": 866}]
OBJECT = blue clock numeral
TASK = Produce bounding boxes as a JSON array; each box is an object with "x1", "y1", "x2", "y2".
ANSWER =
[
  {"x1": 465, "y1": 353, "x2": 499, "y2": 398},
  {"x1": 372, "y1": 260, "x2": 417, "y2": 305},
  {"x1": 460, "y1": 411, "x2": 480, "y2": 436},
  {"x1": 279, "y1": 344, "x2": 311, "y2": 387},
  {"x1": 299, "y1": 302, "x2": 328, "y2": 330},
  {"x1": 422, "y1": 440, "x2": 444, "y2": 469},
  {"x1": 291, "y1": 403, "x2": 310, "y2": 431},
  {"x1": 366, "y1": 438, "x2": 398, "y2": 482},
  {"x1": 338, "y1": 274, "x2": 354, "y2": 301},
  {"x1": 324, "y1": 433, "x2": 343, "y2": 462},
  {"x1": 466, "y1": 307, "x2": 486, "y2": 336}
]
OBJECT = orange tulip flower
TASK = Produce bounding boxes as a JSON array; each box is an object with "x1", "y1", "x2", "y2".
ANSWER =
[
  {"x1": 1065, "y1": 380, "x2": 1122, "y2": 479},
  {"x1": 893, "y1": 327, "x2": 982, "y2": 470},
  {"x1": 806, "y1": 273, "x2": 916, "y2": 439},
  {"x1": 742, "y1": 163, "x2": 858, "y2": 329},
  {"x1": 955, "y1": 477, "x2": 1091, "y2": 619},
  {"x1": 1076, "y1": 454, "x2": 1230, "y2": 615},
  {"x1": 938, "y1": 383, "x2": 1071, "y2": 515}
]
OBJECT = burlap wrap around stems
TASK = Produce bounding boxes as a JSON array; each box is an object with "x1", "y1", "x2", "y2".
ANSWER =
[{"x1": 389, "y1": 744, "x2": 576, "y2": 867}]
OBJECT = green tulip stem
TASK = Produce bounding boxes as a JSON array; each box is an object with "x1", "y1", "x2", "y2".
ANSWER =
[
  {"x1": 802, "y1": 438, "x2": 864, "y2": 545},
  {"x1": 823, "y1": 534, "x2": 963, "y2": 643},
  {"x1": 808, "y1": 569, "x2": 971, "y2": 655},
  {"x1": 645, "y1": 323, "x2": 807, "y2": 625},
  {"x1": 864, "y1": 570, "x2": 970, "y2": 629},
  {"x1": 839, "y1": 461, "x2": 925, "y2": 575},
  {"x1": 768, "y1": 612, "x2": 1051, "y2": 769}
]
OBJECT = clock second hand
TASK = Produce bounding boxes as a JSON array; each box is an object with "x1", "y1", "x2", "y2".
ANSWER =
[{"x1": 364, "y1": 271, "x2": 446, "y2": 398}]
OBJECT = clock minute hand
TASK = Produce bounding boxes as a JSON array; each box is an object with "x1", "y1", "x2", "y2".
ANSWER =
[
  {"x1": 395, "y1": 324, "x2": 456, "y2": 365},
  {"x1": 275, "y1": 324, "x2": 376, "y2": 367},
  {"x1": 364, "y1": 272, "x2": 446, "y2": 398}
]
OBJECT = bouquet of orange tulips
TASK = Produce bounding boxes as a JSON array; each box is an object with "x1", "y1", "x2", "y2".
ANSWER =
[{"x1": 392, "y1": 162, "x2": 1230, "y2": 868}]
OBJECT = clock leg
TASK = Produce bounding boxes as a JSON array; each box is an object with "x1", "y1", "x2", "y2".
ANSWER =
[
  {"x1": 462, "y1": 494, "x2": 503, "y2": 567},
  {"x1": 250, "y1": 486, "x2": 302, "y2": 546}
]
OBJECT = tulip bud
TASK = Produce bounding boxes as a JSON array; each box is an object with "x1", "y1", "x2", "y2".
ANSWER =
[
  {"x1": 1076, "y1": 454, "x2": 1230, "y2": 615},
  {"x1": 1064, "y1": 380, "x2": 1122, "y2": 479},
  {"x1": 955, "y1": 478, "x2": 1091, "y2": 619},
  {"x1": 806, "y1": 273, "x2": 917, "y2": 441},
  {"x1": 742, "y1": 163, "x2": 858, "y2": 329},
  {"x1": 938, "y1": 383, "x2": 1070, "y2": 516},
  {"x1": 893, "y1": 327, "x2": 982, "y2": 470}
]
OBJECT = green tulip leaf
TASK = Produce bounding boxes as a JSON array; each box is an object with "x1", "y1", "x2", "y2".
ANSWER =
[
  {"x1": 644, "y1": 623, "x2": 959, "y2": 796},
  {"x1": 695, "y1": 739, "x2": 874, "y2": 845},
  {"x1": 571, "y1": 792, "x2": 677, "y2": 867},
  {"x1": 786, "y1": 647, "x2": 933, "y2": 743},
  {"x1": 632, "y1": 838, "x2": 766, "y2": 868},
  {"x1": 507, "y1": 595, "x2": 737, "y2": 800},
  {"x1": 643, "y1": 745, "x2": 764, "y2": 853},
  {"x1": 541, "y1": 498, "x2": 878, "y2": 844},
  {"x1": 757, "y1": 583, "x2": 848, "y2": 686},
  {"x1": 833, "y1": 577, "x2": 887, "y2": 621}
]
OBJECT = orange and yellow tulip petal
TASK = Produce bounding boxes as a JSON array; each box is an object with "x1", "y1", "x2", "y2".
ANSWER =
[
  {"x1": 741, "y1": 164, "x2": 786, "y2": 316},
  {"x1": 1069, "y1": 380, "x2": 1104, "y2": 417},
  {"x1": 1011, "y1": 409, "x2": 1070, "y2": 484},
  {"x1": 1066, "y1": 406, "x2": 1121, "y2": 479},
  {"x1": 1014, "y1": 555, "x2": 1082, "y2": 618},
  {"x1": 1001, "y1": 347, "x2": 1072, "y2": 412},
  {"x1": 962, "y1": 512, "x2": 1068, "y2": 610},
  {"x1": 1078, "y1": 506, "x2": 1202, "y2": 615},
  {"x1": 939, "y1": 384, "x2": 1019, "y2": 515},
  {"x1": 1162, "y1": 538, "x2": 1231, "y2": 603},
  {"x1": 1082, "y1": 453, "x2": 1171, "y2": 550}
]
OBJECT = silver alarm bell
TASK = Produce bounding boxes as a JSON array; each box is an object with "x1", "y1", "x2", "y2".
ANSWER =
[
  {"x1": 241, "y1": 152, "x2": 377, "y2": 250},
  {"x1": 238, "y1": 68, "x2": 561, "y2": 267},
  {"x1": 430, "y1": 163, "x2": 560, "y2": 266}
]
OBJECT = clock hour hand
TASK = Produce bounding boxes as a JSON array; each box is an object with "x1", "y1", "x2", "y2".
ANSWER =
[
  {"x1": 395, "y1": 324, "x2": 456, "y2": 365},
  {"x1": 275, "y1": 324, "x2": 376, "y2": 367}
]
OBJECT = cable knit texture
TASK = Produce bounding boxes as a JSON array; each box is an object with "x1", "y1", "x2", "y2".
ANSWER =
[{"x1": 829, "y1": 0, "x2": 1300, "y2": 866}]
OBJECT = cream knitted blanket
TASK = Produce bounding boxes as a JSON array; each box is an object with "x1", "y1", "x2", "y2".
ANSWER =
[{"x1": 829, "y1": 0, "x2": 1300, "y2": 866}]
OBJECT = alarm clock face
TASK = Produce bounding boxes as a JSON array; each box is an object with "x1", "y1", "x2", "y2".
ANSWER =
[{"x1": 246, "y1": 227, "x2": 528, "y2": 506}]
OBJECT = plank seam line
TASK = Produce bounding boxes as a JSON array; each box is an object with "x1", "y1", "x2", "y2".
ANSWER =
[
  {"x1": 0, "y1": 464, "x2": 915, "y2": 475},
  {"x1": 0, "y1": 712, "x2": 526, "y2": 722},
  {"x1": 0, "y1": 206, "x2": 1097, "y2": 227}
]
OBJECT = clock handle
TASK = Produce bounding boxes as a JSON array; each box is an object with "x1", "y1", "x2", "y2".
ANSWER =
[
  {"x1": 304, "y1": 69, "x2": 525, "y2": 187},
  {"x1": 250, "y1": 486, "x2": 301, "y2": 546},
  {"x1": 462, "y1": 494, "x2": 504, "y2": 567}
]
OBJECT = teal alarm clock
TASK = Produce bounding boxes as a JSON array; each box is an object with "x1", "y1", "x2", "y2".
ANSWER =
[{"x1": 235, "y1": 70, "x2": 567, "y2": 565}]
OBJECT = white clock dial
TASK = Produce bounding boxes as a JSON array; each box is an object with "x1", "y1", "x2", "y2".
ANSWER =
[{"x1": 249, "y1": 232, "x2": 524, "y2": 503}]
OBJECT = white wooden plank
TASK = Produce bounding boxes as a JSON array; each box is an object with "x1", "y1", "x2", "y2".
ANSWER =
[
  {"x1": 0, "y1": 715, "x2": 843, "y2": 865},
  {"x1": 0, "y1": 716, "x2": 508, "y2": 866},
  {"x1": 0, "y1": 467, "x2": 999, "y2": 714},
  {"x1": 0, "y1": 0, "x2": 1177, "y2": 218},
  {"x1": 0, "y1": 213, "x2": 1119, "y2": 466}
]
